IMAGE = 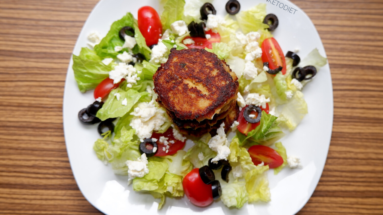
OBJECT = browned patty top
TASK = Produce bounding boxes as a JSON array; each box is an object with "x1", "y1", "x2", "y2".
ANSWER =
[{"x1": 153, "y1": 48, "x2": 239, "y2": 121}]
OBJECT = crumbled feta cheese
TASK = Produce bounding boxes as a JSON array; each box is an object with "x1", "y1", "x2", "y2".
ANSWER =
[
  {"x1": 249, "y1": 114, "x2": 255, "y2": 118},
  {"x1": 246, "y1": 32, "x2": 261, "y2": 43},
  {"x1": 263, "y1": 65, "x2": 269, "y2": 72},
  {"x1": 269, "y1": 107, "x2": 277, "y2": 116},
  {"x1": 183, "y1": 38, "x2": 195, "y2": 45},
  {"x1": 245, "y1": 42, "x2": 259, "y2": 53},
  {"x1": 130, "y1": 102, "x2": 167, "y2": 141},
  {"x1": 230, "y1": 121, "x2": 239, "y2": 131},
  {"x1": 287, "y1": 156, "x2": 302, "y2": 169},
  {"x1": 198, "y1": 152, "x2": 204, "y2": 161},
  {"x1": 96, "y1": 97, "x2": 102, "y2": 102},
  {"x1": 153, "y1": 147, "x2": 157, "y2": 153},
  {"x1": 122, "y1": 98, "x2": 127, "y2": 106},
  {"x1": 152, "y1": 138, "x2": 158, "y2": 142},
  {"x1": 206, "y1": 14, "x2": 225, "y2": 30},
  {"x1": 114, "y1": 93, "x2": 120, "y2": 101},
  {"x1": 208, "y1": 123, "x2": 230, "y2": 163},
  {"x1": 117, "y1": 51, "x2": 133, "y2": 63},
  {"x1": 126, "y1": 153, "x2": 149, "y2": 183},
  {"x1": 160, "y1": 136, "x2": 169, "y2": 145},
  {"x1": 127, "y1": 84, "x2": 132, "y2": 88},
  {"x1": 232, "y1": 165, "x2": 243, "y2": 178},
  {"x1": 205, "y1": 34, "x2": 211, "y2": 39},
  {"x1": 294, "y1": 47, "x2": 300, "y2": 53},
  {"x1": 161, "y1": 29, "x2": 171, "y2": 40},
  {"x1": 245, "y1": 47, "x2": 262, "y2": 61},
  {"x1": 285, "y1": 90, "x2": 293, "y2": 99},
  {"x1": 123, "y1": 35, "x2": 137, "y2": 49},
  {"x1": 150, "y1": 41, "x2": 168, "y2": 64},
  {"x1": 243, "y1": 61, "x2": 258, "y2": 80},
  {"x1": 171, "y1": 21, "x2": 188, "y2": 36},
  {"x1": 172, "y1": 126, "x2": 186, "y2": 142},
  {"x1": 87, "y1": 31, "x2": 101, "y2": 44},
  {"x1": 114, "y1": 46, "x2": 123, "y2": 52},
  {"x1": 109, "y1": 63, "x2": 137, "y2": 84},
  {"x1": 246, "y1": 93, "x2": 270, "y2": 109},
  {"x1": 235, "y1": 32, "x2": 247, "y2": 46},
  {"x1": 173, "y1": 45, "x2": 177, "y2": 48},
  {"x1": 237, "y1": 92, "x2": 246, "y2": 108},
  {"x1": 258, "y1": 162, "x2": 265, "y2": 167},
  {"x1": 126, "y1": 73, "x2": 139, "y2": 85},
  {"x1": 291, "y1": 79, "x2": 303, "y2": 90},
  {"x1": 102, "y1": 58, "x2": 113, "y2": 65},
  {"x1": 169, "y1": 140, "x2": 175, "y2": 144}
]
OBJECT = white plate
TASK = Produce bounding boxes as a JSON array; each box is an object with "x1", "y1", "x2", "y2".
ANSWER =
[{"x1": 63, "y1": 0, "x2": 333, "y2": 214}]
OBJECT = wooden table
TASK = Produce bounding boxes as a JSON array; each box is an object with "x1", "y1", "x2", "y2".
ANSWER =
[{"x1": 0, "y1": 0, "x2": 382, "y2": 214}]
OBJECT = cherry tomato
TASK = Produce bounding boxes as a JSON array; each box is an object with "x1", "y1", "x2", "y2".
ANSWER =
[
  {"x1": 93, "y1": 78, "x2": 122, "y2": 100},
  {"x1": 183, "y1": 30, "x2": 221, "y2": 49},
  {"x1": 151, "y1": 128, "x2": 186, "y2": 156},
  {"x1": 261, "y1": 37, "x2": 287, "y2": 75},
  {"x1": 248, "y1": 145, "x2": 284, "y2": 168},
  {"x1": 237, "y1": 104, "x2": 269, "y2": 136},
  {"x1": 138, "y1": 6, "x2": 162, "y2": 47},
  {"x1": 183, "y1": 168, "x2": 213, "y2": 207}
]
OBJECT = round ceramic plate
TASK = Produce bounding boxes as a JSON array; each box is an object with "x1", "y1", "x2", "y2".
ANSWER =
[{"x1": 63, "y1": 0, "x2": 333, "y2": 214}]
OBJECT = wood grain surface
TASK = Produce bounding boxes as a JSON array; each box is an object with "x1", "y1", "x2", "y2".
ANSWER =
[{"x1": 0, "y1": 0, "x2": 382, "y2": 214}]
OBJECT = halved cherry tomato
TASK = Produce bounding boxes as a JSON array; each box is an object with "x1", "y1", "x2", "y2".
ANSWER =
[
  {"x1": 138, "y1": 6, "x2": 162, "y2": 47},
  {"x1": 261, "y1": 37, "x2": 287, "y2": 75},
  {"x1": 151, "y1": 128, "x2": 186, "y2": 156},
  {"x1": 248, "y1": 145, "x2": 284, "y2": 168},
  {"x1": 183, "y1": 168, "x2": 213, "y2": 207},
  {"x1": 93, "y1": 78, "x2": 122, "y2": 100},
  {"x1": 183, "y1": 30, "x2": 220, "y2": 49},
  {"x1": 237, "y1": 104, "x2": 269, "y2": 136}
]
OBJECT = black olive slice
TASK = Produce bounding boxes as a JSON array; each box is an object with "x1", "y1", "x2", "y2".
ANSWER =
[
  {"x1": 188, "y1": 21, "x2": 206, "y2": 38},
  {"x1": 208, "y1": 158, "x2": 226, "y2": 170},
  {"x1": 226, "y1": 0, "x2": 241, "y2": 15},
  {"x1": 211, "y1": 180, "x2": 222, "y2": 200},
  {"x1": 286, "y1": 51, "x2": 301, "y2": 67},
  {"x1": 86, "y1": 101, "x2": 104, "y2": 117},
  {"x1": 139, "y1": 139, "x2": 158, "y2": 157},
  {"x1": 263, "y1": 14, "x2": 279, "y2": 31},
  {"x1": 200, "y1": 3, "x2": 216, "y2": 20},
  {"x1": 221, "y1": 164, "x2": 232, "y2": 183},
  {"x1": 263, "y1": 62, "x2": 282, "y2": 75},
  {"x1": 78, "y1": 108, "x2": 100, "y2": 124},
  {"x1": 97, "y1": 119, "x2": 115, "y2": 136},
  {"x1": 292, "y1": 67, "x2": 305, "y2": 82},
  {"x1": 301, "y1": 66, "x2": 317, "y2": 80},
  {"x1": 119, "y1": 26, "x2": 135, "y2": 41},
  {"x1": 243, "y1": 105, "x2": 262, "y2": 124},
  {"x1": 133, "y1": 53, "x2": 146, "y2": 63},
  {"x1": 199, "y1": 166, "x2": 215, "y2": 185}
]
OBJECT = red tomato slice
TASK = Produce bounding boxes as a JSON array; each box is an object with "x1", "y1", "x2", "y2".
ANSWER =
[
  {"x1": 138, "y1": 6, "x2": 162, "y2": 47},
  {"x1": 151, "y1": 128, "x2": 186, "y2": 157},
  {"x1": 93, "y1": 78, "x2": 122, "y2": 100},
  {"x1": 183, "y1": 30, "x2": 220, "y2": 49},
  {"x1": 248, "y1": 145, "x2": 284, "y2": 168},
  {"x1": 183, "y1": 168, "x2": 213, "y2": 207},
  {"x1": 261, "y1": 38, "x2": 287, "y2": 75},
  {"x1": 237, "y1": 104, "x2": 269, "y2": 136}
]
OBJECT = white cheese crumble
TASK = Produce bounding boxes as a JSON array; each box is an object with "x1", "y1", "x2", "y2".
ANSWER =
[
  {"x1": 114, "y1": 46, "x2": 123, "y2": 52},
  {"x1": 123, "y1": 35, "x2": 137, "y2": 49},
  {"x1": 235, "y1": 32, "x2": 248, "y2": 46},
  {"x1": 87, "y1": 31, "x2": 101, "y2": 47},
  {"x1": 109, "y1": 63, "x2": 137, "y2": 84},
  {"x1": 246, "y1": 32, "x2": 261, "y2": 43},
  {"x1": 130, "y1": 102, "x2": 167, "y2": 141},
  {"x1": 206, "y1": 14, "x2": 225, "y2": 30},
  {"x1": 172, "y1": 126, "x2": 186, "y2": 142},
  {"x1": 198, "y1": 152, "x2": 204, "y2": 161},
  {"x1": 161, "y1": 29, "x2": 171, "y2": 40},
  {"x1": 152, "y1": 138, "x2": 158, "y2": 142},
  {"x1": 205, "y1": 34, "x2": 211, "y2": 39},
  {"x1": 230, "y1": 121, "x2": 239, "y2": 131},
  {"x1": 153, "y1": 147, "x2": 157, "y2": 153},
  {"x1": 232, "y1": 165, "x2": 243, "y2": 179},
  {"x1": 285, "y1": 90, "x2": 293, "y2": 99},
  {"x1": 236, "y1": 92, "x2": 246, "y2": 108},
  {"x1": 183, "y1": 38, "x2": 195, "y2": 45},
  {"x1": 126, "y1": 153, "x2": 149, "y2": 183},
  {"x1": 291, "y1": 79, "x2": 303, "y2": 90},
  {"x1": 121, "y1": 98, "x2": 128, "y2": 106},
  {"x1": 117, "y1": 51, "x2": 133, "y2": 63},
  {"x1": 263, "y1": 65, "x2": 269, "y2": 72},
  {"x1": 249, "y1": 114, "x2": 255, "y2": 118},
  {"x1": 114, "y1": 93, "x2": 120, "y2": 101},
  {"x1": 171, "y1": 21, "x2": 188, "y2": 36},
  {"x1": 245, "y1": 47, "x2": 262, "y2": 61},
  {"x1": 245, "y1": 93, "x2": 270, "y2": 109},
  {"x1": 294, "y1": 47, "x2": 300, "y2": 53},
  {"x1": 150, "y1": 41, "x2": 168, "y2": 64},
  {"x1": 243, "y1": 61, "x2": 258, "y2": 80},
  {"x1": 287, "y1": 156, "x2": 302, "y2": 169},
  {"x1": 269, "y1": 107, "x2": 277, "y2": 116},
  {"x1": 102, "y1": 58, "x2": 113, "y2": 66},
  {"x1": 208, "y1": 123, "x2": 230, "y2": 163},
  {"x1": 96, "y1": 97, "x2": 102, "y2": 102}
]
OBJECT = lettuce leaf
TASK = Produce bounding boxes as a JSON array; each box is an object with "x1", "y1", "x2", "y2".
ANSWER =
[
  {"x1": 236, "y1": 4, "x2": 269, "y2": 34},
  {"x1": 205, "y1": 42, "x2": 232, "y2": 60},
  {"x1": 165, "y1": 150, "x2": 193, "y2": 177},
  {"x1": 133, "y1": 160, "x2": 169, "y2": 191},
  {"x1": 221, "y1": 180, "x2": 248, "y2": 209},
  {"x1": 274, "y1": 72, "x2": 288, "y2": 101},
  {"x1": 183, "y1": 134, "x2": 216, "y2": 168},
  {"x1": 226, "y1": 56, "x2": 245, "y2": 79},
  {"x1": 300, "y1": 48, "x2": 328, "y2": 69},
  {"x1": 278, "y1": 91, "x2": 308, "y2": 131},
  {"x1": 72, "y1": 47, "x2": 113, "y2": 92},
  {"x1": 274, "y1": 142, "x2": 287, "y2": 174},
  {"x1": 183, "y1": 0, "x2": 213, "y2": 24},
  {"x1": 237, "y1": 111, "x2": 284, "y2": 146},
  {"x1": 245, "y1": 164, "x2": 270, "y2": 202},
  {"x1": 160, "y1": 0, "x2": 185, "y2": 30},
  {"x1": 217, "y1": 15, "x2": 239, "y2": 43}
]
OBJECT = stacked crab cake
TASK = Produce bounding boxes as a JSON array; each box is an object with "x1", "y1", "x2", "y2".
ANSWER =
[{"x1": 153, "y1": 48, "x2": 239, "y2": 137}]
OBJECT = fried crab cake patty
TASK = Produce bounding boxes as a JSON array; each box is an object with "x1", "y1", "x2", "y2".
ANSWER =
[{"x1": 153, "y1": 48, "x2": 239, "y2": 122}]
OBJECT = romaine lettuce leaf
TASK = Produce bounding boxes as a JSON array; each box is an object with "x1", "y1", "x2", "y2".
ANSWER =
[
  {"x1": 217, "y1": 15, "x2": 239, "y2": 43},
  {"x1": 205, "y1": 42, "x2": 232, "y2": 60},
  {"x1": 72, "y1": 47, "x2": 113, "y2": 92},
  {"x1": 274, "y1": 72, "x2": 288, "y2": 101},
  {"x1": 133, "y1": 160, "x2": 169, "y2": 191},
  {"x1": 274, "y1": 142, "x2": 287, "y2": 174},
  {"x1": 236, "y1": 4, "x2": 269, "y2": 34},
  {"x1": 183, "y1": 0, "x2": 213, "y2": 24},
  {"x1": 165, "y1": 150, "x2": 193, "y2": 177},
  {"x1": 300, "y1": 48, "x2": 328, "y2": 69},
  {"x1": 221, "y1": 180, "x2": 248, "y2": 209},
  {"x1": 226, "y1": 56, "x2": 245, "y2": 79},
  {"x1": 278, "y1": 91, "x2": 308, "y2": 131},
  {"x1": 245, "y1": 164, "x2": 270, "y2": 202},
  {"x1": 183, "y1": 134, "x2": 216, "y2": 168},
  {"x1": 160, "y1": 0, "x2": 185, "y2": 30}
]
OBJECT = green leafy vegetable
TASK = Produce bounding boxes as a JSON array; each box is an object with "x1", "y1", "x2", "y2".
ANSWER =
[
  {"x1": 160, "y1": 0, "x2": 185, "y2": 30},
  {"x1": 236, "y1": 4, "x2": 269, "y2": 34},
  {"x1": 205, "y1": 42, "x2": 232, "y2": 60},
  {"x1": 164, "y1": 150, "x2": 193, "y2": 177},
  {"x1": 221, "y1": 180, "x2": 248, "y2": 208},
  {"x1": 183, "y1": 0, "x2": 213, "y2": 24},
  {"x1": 245, "y1": 164, "x2": 270, "y2": 202},
  {"x1": 183, "y1": 134, "x2": 216, "y2": 168},
  {"x1": 274, "y1": 142, "x2": 287, "y2": 174},
  {"x1": 300, "y1": 48, "x2": 328, "y2": 69},
  {"x1": 278, "y1": 91, "x2": 308, "y2": 131}
]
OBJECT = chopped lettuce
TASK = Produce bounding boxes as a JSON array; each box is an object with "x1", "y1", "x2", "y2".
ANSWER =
[
  {"x1": 221, "y1": 180, "x2": 248, "y2": 208},
  {"x1": 135, "y1": 61, "x2": 160, "y2": 81},
  {"x1": 165, "y1": 150, "x2": 193, "y2": 177},
  {"x1": 217, "y1": 15, "x2": 240, "y2": 43},
  {"x1": 300, "y1": 48, "x2": 328, "y2": 69},
  {"x1": 274, "y1": 142, "x2": 287, "y2": 174},
  {"x1": 274, "y1": 72, "x2": 288, "y2": 101},
  {"x1": 183, "y1": 0, "x2": 213, "y2": 24},
  {"x1": 226, "y1": 56, "x2": 245, "y2": 79},
  {"x1": 205, "y1": 42, "x2": 232, "y2": 60},
  {"x1": 183, "y1": 134, "x2": 216, "y2": 168},
  {"x1": 160, "y1": 0, "x2": 185, "y2": 30},
  {"x1": 236, "y1": 4, "x2": 269, "y2": 34},
  {"x1": 278, "y1": 91, "x2": 308, "y2": 131},
  {"x1": 245, "y1": 164, "x2": 270, "y2": 202},
  {"x1": 72, "y1": 47, "x2": 113, "y2": 92}
]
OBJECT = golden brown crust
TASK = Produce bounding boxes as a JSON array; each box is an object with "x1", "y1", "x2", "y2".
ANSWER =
[{"x1": 153, "y1": 48, "x2": 239, "y2": 121}]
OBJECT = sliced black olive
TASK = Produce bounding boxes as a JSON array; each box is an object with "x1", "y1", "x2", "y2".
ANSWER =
[
  {"x1": 199, "y1": 166, "x2": 215, "y2": 185},
  {"x1": 119, "y1": 26, "x2": 135, "y2": 40},
  {"x1": 211, "y1": 180, "x2": 222, "y2": 200},
  {"x1": 86, "y1": 101, "x2": 104, "y2": 117},
  {"x1": 301, "y1": 66, "x2": 317, "y2": 80},
  {"x1": 226, "y1": 0, "x2": 241, "y2": 15},
  {"x1": 243, "y1": 105, "x2": 262, "y2": 124},
  {"x1": 200, "y1": 3, "x2": 216, "y2": 20},
  {"x1": 208, "y1": 158, "x2": 227, "y2": 170},
  {"x1": 97, "y1": 119, "x2": 115, "y2": 136},
  {"x1": 263, "y1": 62, "x2": 282, "y2": 75},
  {"x1": 139, "y1": 139, "x2": 158, "y2": 157},
  {"x1": 292, "y1": 67, "x2": 305, "y2": 82},
  {"x1": 221, "y1": 164, "x2": 232, "y2": 183},
  {"x1": 133, "y1": 53, "x2": 146, "y2": 63},
  {"x1": 188, "y1": 21, "x2": 206, "y2": 38},
  {"x1": 286, "y1": 51, "x2": 301, "y2": 67},
  {"x1": 78, "y1": 108, "x2": 100, "y2": 124},
  {"x1": 263, "y1": 14, "x2": 279, "y2": 31}
]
